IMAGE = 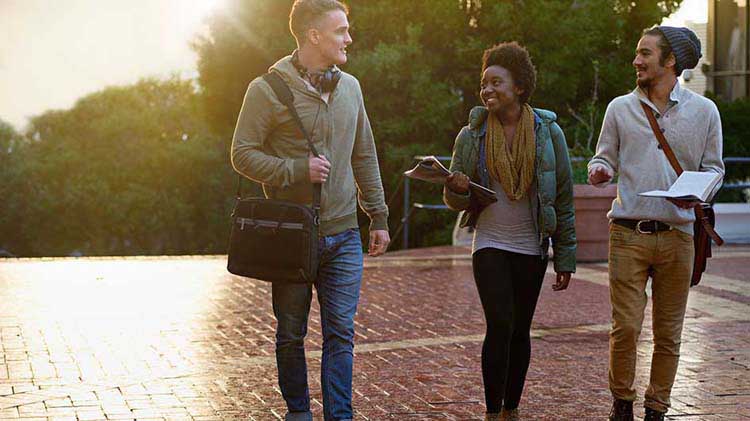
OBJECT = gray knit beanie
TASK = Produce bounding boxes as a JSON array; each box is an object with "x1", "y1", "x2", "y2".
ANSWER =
[{"x1": 656, "y1": 26, "x2": 702, "y2": 74}]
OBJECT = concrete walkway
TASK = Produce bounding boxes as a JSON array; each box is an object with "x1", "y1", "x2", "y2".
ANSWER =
[{"x1": 1, "y1": 246, "x2": 748, "y2": 420}]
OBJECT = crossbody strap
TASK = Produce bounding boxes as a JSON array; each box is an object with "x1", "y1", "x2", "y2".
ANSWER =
[
  {"x1": 640, "y1": 102, "x2": 723, "y2": 245},
  {"x1": 640, "y1": 102, "x2": 683, "y2": 173},
  {"x1": 262, "y1": 72, "x2": 320, "y2": 159},
  {"x1": 235, "y1": 72, "x2": 321, "y2": 216}
]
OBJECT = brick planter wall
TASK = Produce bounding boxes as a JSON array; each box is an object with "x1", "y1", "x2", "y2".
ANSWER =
[{"x1": 573, "y1": 184, "x2": 617, "y2": 262}]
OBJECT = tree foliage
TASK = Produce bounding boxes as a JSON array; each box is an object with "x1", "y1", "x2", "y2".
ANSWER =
[
  {"x1": 0, "y1": 79, "x2": 236, "y2": 256},
  {"x1": 193, "y1": 0, "x2": 681, "y2": 248},
  {"x1": 192, "y1": 0, "x2": 296, "y2": 136},
  {"x1": 0, "y1": 119, "x2": 18, "y2": 159},
  {"x1": 1, "y1": 1, "x2": 687, "y2": 256},
  {"x1": 709, "y1": 94, "x2": 750, "y2": 202},
  {"x1": 195, "y1": 0, "x2": 681, "y2": 144}
]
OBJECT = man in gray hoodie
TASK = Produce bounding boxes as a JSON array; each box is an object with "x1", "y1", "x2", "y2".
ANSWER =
[
  {"x1": 589, "y1": 26, "x2": 724, "y2": 421},
  {"x1": 231, "y1": 1, "x2": 390, "y2": 420}
]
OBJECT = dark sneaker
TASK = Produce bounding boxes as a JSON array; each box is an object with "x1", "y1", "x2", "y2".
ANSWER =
[
  {"x1": 644, "y1": 407, "x2": 665, "y2": 421},
  {"x1": 284, "y1": 412, "x2": 313, "y2": 421},
  {"x1": 609, "y1": 398, "x2": 634, "y2": 421}
]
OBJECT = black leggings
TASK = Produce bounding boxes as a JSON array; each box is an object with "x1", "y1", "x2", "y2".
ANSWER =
[{"x1": 472, "y1": 247, "x2": 547, "y2": 412}]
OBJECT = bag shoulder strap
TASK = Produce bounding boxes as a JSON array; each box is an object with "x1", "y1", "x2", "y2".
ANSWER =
[
  {"x1": 640, "y1": 102, "x2": 683, "y2": 174},
  {"x1": 261, "y1": 71, "x2": 322, "y2": 213},
  {"x1": 262, "y1": 72, "x2": 320, "y2": 159},
  {"x1": 639, "y1": 101, "x2": 723, "y2": 245},
  {"x1": 235, "y1": 72, "x2": 321, "y2": 214}
]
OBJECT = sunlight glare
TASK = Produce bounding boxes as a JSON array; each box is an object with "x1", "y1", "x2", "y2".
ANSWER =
[
  {"x1": 662, "y1": 0, "x2": 708, "y2": 26},
  {"x1": 182, "y1": 0, "x2": 225, "y2": 27}
]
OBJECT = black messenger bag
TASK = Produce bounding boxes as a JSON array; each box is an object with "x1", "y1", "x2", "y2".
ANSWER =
[{"x1": 227, "y1": 72, "x2": 322, "y2": 283}]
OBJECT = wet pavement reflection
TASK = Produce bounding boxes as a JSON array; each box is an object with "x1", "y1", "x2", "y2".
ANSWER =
[{"x1": 1, "y1": 248, "x2": 748, "y2": 420}]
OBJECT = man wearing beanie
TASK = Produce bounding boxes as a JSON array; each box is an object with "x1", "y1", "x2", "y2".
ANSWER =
[{"x1": 588, "y1": 26, "x2": 724, "y2": 421}]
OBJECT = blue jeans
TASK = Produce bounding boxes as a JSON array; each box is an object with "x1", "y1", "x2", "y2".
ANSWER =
[{"x1": 272, "y1": 228, "x2": 363, "y2": 421}]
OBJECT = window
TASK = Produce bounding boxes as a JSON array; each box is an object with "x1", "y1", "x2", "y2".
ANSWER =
[{"x1": 714, "y1": 0, "x2": 749, "y2": 100}]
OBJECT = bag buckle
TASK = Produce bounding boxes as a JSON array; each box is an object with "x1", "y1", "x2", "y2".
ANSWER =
[{"x1": 238, "y1": 217, "x2": 255, "y2": 231}]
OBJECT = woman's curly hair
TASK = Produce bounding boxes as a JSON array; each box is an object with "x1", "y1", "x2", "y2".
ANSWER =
[{"x1": 481, "y1": 41, "x2": 537, "y2": 104}]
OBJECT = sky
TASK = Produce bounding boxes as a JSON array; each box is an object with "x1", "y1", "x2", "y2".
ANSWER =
[
  {"x1": 0, "y1": 0, "x2": 708, "y2": 131},
  {"x1": 662, "y1": 0, "x2": 709, "y2": 26},
  {"x1": 0, "y1": 0, "x2": 223, "y2": 130}
]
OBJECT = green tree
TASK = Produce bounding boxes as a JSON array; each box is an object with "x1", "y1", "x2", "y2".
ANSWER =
[
  {"x1": 192, "y1": 0, "x2": 296, "y2": 136},
  {"x1": 0, "y1": 78, "x2": 236, "y2": 256},
  {"x1": 193, "y1": 0, "x2": 682, "y2": 248},
  {"x1": 709, "y1": 95, "x2": 750, "y2": 202},
  {"x1": 0, "y1": 119, "x2": 22, "y2": 255},
  {"x1": 0, "y1": 119, "x2": 16, "y2": 150}
]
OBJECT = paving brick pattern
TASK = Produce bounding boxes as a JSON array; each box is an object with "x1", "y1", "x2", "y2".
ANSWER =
[{"x1": 0, "y1": 246, "x2": 748, "y2": 420}]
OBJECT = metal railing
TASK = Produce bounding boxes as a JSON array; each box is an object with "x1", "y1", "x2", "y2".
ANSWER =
[
  {"x1": 390, "y1": 156, "x2": 451, "y2": 249},
  {"x1": 723, "y1": 157, "x2": 750, "y2": 190},
  {"x1": 393, "y1": 156, "x2": 750, "y2": 249}
]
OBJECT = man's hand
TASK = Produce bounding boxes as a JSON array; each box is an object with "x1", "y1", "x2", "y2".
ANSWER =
[
  {"x1": 446, "y1": 171, "x2": 470, "y2": 194},
  {"x1": 553, "y1": 271, "x2": 571, "y2": 291},
  {"x1": 667, "y1": 197, "x2": 701, "y2": 209},
  {"x1": 309, "y1": 155, "x2": 331, "y2": 183},
  {"x1": 588, "y1": 165, "x2": 613, "y2": 186},
  {"x1": 368, "y1": 230, "x2": 390, "y2": 257}
]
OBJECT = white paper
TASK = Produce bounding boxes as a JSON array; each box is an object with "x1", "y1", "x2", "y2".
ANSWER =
[
  {"x1": 403, "y1": 155, "x2": 497, "y2": 203},
  {"x1": 639, "y1": 171, "x2": 722, "y2": 202}
]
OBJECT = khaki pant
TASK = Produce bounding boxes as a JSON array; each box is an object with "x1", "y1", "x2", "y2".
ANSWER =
[{"x1": 608, "y1": 223, "x2": 694, "y2": 413}]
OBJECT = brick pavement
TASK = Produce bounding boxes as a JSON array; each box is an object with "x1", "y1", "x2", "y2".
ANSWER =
[{"x1": 0, "y1": 246, "x2": 748, "y2": 420}]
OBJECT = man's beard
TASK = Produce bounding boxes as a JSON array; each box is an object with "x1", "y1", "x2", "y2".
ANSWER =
[{"x1": 636, "y1": 73, "x2": 652, "y2": 89}]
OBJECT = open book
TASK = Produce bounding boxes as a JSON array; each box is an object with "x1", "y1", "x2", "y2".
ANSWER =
[
  {"x1": 403, "y1": 155, "x2": 497, "y2": 204},
  {"x1": 639, "y1": 171, "x2": 722, "y2": 202}
]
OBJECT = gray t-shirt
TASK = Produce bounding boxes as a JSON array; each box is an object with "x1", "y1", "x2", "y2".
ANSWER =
[{"x1": 473, "y1": 176, "x2": 539, "y2": 255}]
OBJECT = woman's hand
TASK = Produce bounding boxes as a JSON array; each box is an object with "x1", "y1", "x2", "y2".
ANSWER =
[
  {"x1": 446, "y1": 171, "x2": 470, "y2": 194},
  {"x1": 553, "y1": 271, "x2": 571, "y2": 291}
]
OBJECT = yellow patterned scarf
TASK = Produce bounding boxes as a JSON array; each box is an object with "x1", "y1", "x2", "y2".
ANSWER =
[{"x1": 485, "y1": 104, "x2": 536, "y2": 201}]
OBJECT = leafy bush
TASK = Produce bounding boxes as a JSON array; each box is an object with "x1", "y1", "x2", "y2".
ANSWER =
[
  {"x1": 0, "y1": 79, "x2": 237, "y2": 257},
  {"x1": 708, "y1": 94, "x2": 750, "y2": 202}
]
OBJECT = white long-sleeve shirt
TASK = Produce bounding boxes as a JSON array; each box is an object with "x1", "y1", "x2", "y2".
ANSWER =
[{"x1": 588, "y1": 82, "x2": 724, "y2": 235}]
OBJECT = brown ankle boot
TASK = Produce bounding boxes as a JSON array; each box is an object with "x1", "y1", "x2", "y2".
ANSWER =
[
  {"x1": 609, "y1": 398, "x2": 633, "y2": 421},
  {"x1": 500, "y1": 408, "x2": 520, "y2": 420},
  {"x1": 484, "y1": 413, "x2": 501, "y2": 421}
]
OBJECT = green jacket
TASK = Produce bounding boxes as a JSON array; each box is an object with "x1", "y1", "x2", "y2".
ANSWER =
[
  {"x1": 443, "y1": 106, "x2": 576, "y2": 273},
  {"x1": 231, "y1": 55, "x2": 388, "y2": 236}
]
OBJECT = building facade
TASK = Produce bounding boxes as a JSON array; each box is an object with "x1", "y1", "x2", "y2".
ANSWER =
[
  {"x1": 706, "y1": 0, "x2": 749, "y2": 100},
  {"x1": 683, "y1": 21, "x2": 709, "y2": 94}
]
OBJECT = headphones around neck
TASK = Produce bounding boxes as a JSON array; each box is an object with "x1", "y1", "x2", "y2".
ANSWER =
[
  {"x1": 318, "y1": 67, "x2": 341, "y2": 94},
  {"x1": 292, "y1": 50, "x2": 341, "y2": 94}
]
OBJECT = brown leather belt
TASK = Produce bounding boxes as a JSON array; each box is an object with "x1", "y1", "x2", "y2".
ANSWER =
[{"x1": 613, "y1": 219, "x2": 672, "y2": 234}]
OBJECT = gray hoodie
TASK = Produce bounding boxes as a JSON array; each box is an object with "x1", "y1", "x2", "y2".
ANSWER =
[{"x1": 231, "y1": 55, "x2": 388, "y2": 236}]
